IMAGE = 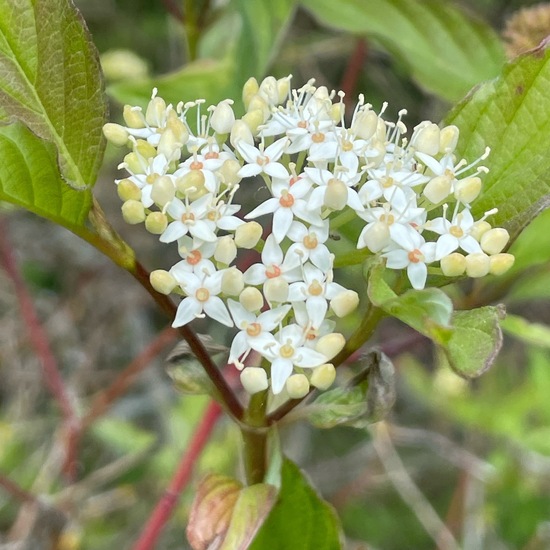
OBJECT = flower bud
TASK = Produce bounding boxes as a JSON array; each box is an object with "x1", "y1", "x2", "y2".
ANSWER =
[
  {"x1": 259, "y1": 76, "x2": 279, "y2": 105},
  {"x1": 470, "y1": 220, "x2": 491, "y2": 241},
  {"x1": 123, "y1": 105, "x2": 145, "y2": 129},
  {"x1": 241, "y1": 109, "x2": 264, "y2": 135},
  {"x1": 117, "y1": 178, "x2": 142, "y2": 201},
  {"x1": 157, "y1": 129, "x2": 181, "y2": 159},
  {"x1": 145, "y1": 212, "x2": 168, "y2": 234},
  {"x1": 264, "y1": 276, "x2": 289, "y2": 303},
  {"x1": 145, "y1": 95, "x2": 167, "y2": 127},
  {"x1": 360, "y1": 221, "x2": 390, "y2": 252},
  {"x1": 489, "y1": 253, "x2": 515, "y2": 275},
  {"x1": 123, "y1": 152, "x2": 145, "y2": 174},
  {"x1": 324, "y1": 178, "x2": 348, "y2": 210},
  {"x1": 151, "y1": 175, "x2": 175, "y2": 206},
  {"x1": 235, "y1": 221, "x2": 262, "y2": 249},
  {"x1": 285, "y1": 374, "x2": 310, "y2": 399},
  {"x1": 315, "y1": 333, "x2": 345, "y2": 360},
  {"x1": 242, "y1": 77, "x2": 259, "y2": 110},
  {"x1": 465, "y1": 252, "x2": 490, "y2": 278},
  {"x1": 176, "y1": 171, "x2": 206, "y2": 200},
  {"x1": 239, "y1": 287, "x2": 264, "y2": 312},
  {"x1": 215, "y1": 236, "x2": 237, "y2": 265},
  {"x1": 101, "y1": 49, "x2": 148, "y2": 81},
  {"x1": 218, "y1": 159, "x2": 242, "y2": 186},
  {"x1": 277, "y1": 76, "x2": 291, "y2": 103},
  {"x1": 330, "y1": 102, "x2": 344, "y2": 124},
  {"x1": 454, "y1": 176, "x2": 481, "y2": 204},
  {"x1": 480, "y1": 228, "x2": 510, "y2": 255},
  {"x1": 440, "y1": 252, "x2": 466, "y2": 277},
  {"x1": 222, "y1": 267, "x2": 245, "y2": 296},
  {"x1": 352, "y1": 108, "x2": 379, "y2": 140},
  {"x1": 412, "y1": 122, "x2": 440, "y2": 155},
  {"x1": 241, "y1": 367, "x2": 268, "y2": 393},
  {"x1": 167, "y1": 111, "x2": 189, "y2": 144},
  {"x1": 310, "y1": 363, "x2": 336, "y2": 390},
  {"x1": 230, "y1": 120, "x2": 254, "y2": 148},
  {"x1": 439, "y1": 125, "x2": 459, "y2": 153},
  {"x1": 210, "y1": 100, "x2": 235, "y2": 134},
  {"x1": 366, "y1": 139, "x2": 386, "y2": 167},
  {"x1": 330, "y1": 290, "x2": 359, "y2": 317},
  {"x1": 423, "y1": 174, "x2": 452, "y2": 204},
  {"x1": 103, "y1": 123, "x2": 129, "y2": 147},
  {"x1": 150, "y1": 269, "x2": 177, "y2": 295},
  {"x1": 247, "y1": 94, "x2": 270, "y2": 122},
  {"x1": 121, "y1": 199, "x2": 146, "y2": 224}
]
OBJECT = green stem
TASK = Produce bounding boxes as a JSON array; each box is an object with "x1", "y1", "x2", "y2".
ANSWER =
[
  {"x1": 183, "y1": 0, "x2": 200, "y2": 61},
  {"x1": 242, "y1": 390, "x2": 269, "y2": 485}
]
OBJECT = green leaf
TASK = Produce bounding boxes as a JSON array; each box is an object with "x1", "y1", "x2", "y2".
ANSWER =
[
  {"x1": 367, "y1": 261, "x2": 453, "y2": 344},
  {"x1": 501, "y1": 314, "x2": 550, "y2": 349},
  {"x1": 446, "y1": 41, "x2": 550, "y2": 239},
  {"x1": 250, "y1": 459, "x2": 342, "y2": 550},
  {"x1": 442, "y1": 306, "x2": 505, "y2": 378},
  {"x1": 300, "y1": 0, "x2": 504, "y2": 102},
  {"x1": 220, "y1": 484, "x2": 277, "y2": 550},
  {"x1": 233, "y1": 0, "x2": 296, "y2": 84},
  {"x1": 308, "y1": 351, "x2": 396, "y2": 429},
  {"x1": 0, "y1": 123, "x2": 91, "y2": 226}
]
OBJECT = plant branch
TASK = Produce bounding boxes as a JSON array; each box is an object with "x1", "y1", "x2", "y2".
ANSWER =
[
  {"x1": 340, "y1": 38, "x2": 368, "y2": 105},
  {"x1": 131, "y1": 400, "x2": 223, "y2": 550},
  {"x1": 0, "y1": 216, "x2": 80, "y2": 482},
  {"x1": 0, "y1": 471, "x2": 37, "y2": 503},
  {"x1": 242, "y1": 389, "x2": 269, "y2": 485}
]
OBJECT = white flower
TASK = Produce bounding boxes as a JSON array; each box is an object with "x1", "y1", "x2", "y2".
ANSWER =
[
  {"x1": 305, "y1": 165, "x2": 364, "y2": 212},
  {"x1": 236, "y1": 137, "x2": 290, "y2": 179},
  {"x1": 286, "y1": 221, "x2": 331, "y2": 271},
  {"x1": 173, "y1": 269, "x2": 233, "y2": 327}
]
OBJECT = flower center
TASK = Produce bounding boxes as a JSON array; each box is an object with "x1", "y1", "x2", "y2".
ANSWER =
[
  {"x1": 303, "y1": 234, "x2": 318, "y2": 250},
  {"x1": 146, "y1": 173, "x2": 160, "y2": 185},
  {"x1": 379, "y1": 213, "x2": 395, "y2": 225},
  {"x1": 289, "y1": 175, "x2": 301, "y2": 186},
  {"x1": 279, "y1": 190, "x2": 295, "y2": 208},
  {"x1": 279, "y1": 342, "x2": 295, "y2": 359},
  {"x1": 190, "y1": 160, "x2": 203, "y2": 170},
  {"x1": 308, "y1": 280, "x2": 323, "y2": 296},
  {"x1": 408, "y1": 249, "x2": 424, "y2": 263},
  {"x1": 256, "y1": 155, "x2": 269, "y2": 166},
  {"x1": 381, "y1": 176, "x2": 394, "y2": 189},
  {"x1": 195, "y1": 287, "x2": 210, "y2": 302},
  {"x1": 265, "y1": 264, "x2": 282, "y2": 279},
  {"x1": 186, "y1": 250, "x2": 202, "y2": 266},
  {"x1": 311, "y1": 132, "x2": 325, "y2": 143},
  {"x1": 306, "y1": 327, "x2": 318, "y2": 340},
  {"x1": 342, "y1": 140, "x2": 353, "y2": 152},
  {"x1": 204, "y1": 151, "x2": 219, "y2": 160},
  {"x1": 181, "y1": 212, "x2": 195, "y2": 224},
  {"x1": 207, "y1": 210, "x2": 219, "y2": 221},
  {"x1": 246, "y1": 322, "x2": 262, "y2": 337},
  {"x1": 450, "y1": 225, "x2": 464, "y2": 238},
  {"x1": 298, "y1": 121, "x2": 307, "y2": 129}
]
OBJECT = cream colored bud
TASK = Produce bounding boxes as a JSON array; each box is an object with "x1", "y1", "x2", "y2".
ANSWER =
[
  {"x1": 103, "y1": 123, "x2": 129, "y2": 147},
  {"x1": 489, "y1": 253, "x2": 515, "y2": 276},
  {"x1": 454, "y1": 176, "x2": 482, "y2": 204},
  {"x1": 423, "y1": 175, "x2": 452, "y2": 204},
  {"x1": 134, "y1": 139, "x2": 157, "y2": 159},
  {"x1": 264, "y1": 276, "x2": 289, "y2": 303},
  {"x1": 315, "y1": 333, "x2": 346, "y2": 360},
  {"x1": 123, "y1": 105, "x2": 145, "y2": 128},
  {"x1": 145, "y1": 212, "x2": 168, "y2": 234},
  {"x1": 176, "y1": 171, "x2": 206, "y2": 200},
  {"x1": 235, "y1": 221, "x2": 263, "y2": 249},
  {"x1": 117, "y1": 178, "x2": 142, "y2": 201},
  {"x1": 101, "y1": 49, "x2": 148, "y2": 81},
  {"x1": 150, "y1": 269, "x2": 177, "y2": 295},
  {"x1": 215, "y1": 236, "x2": 237, "y2": 265},
  {"x1": 412, "y1": 122, "x2": 440, "y2": 155},
  {"x1": 230, "y1": 120, "x2": 254, "y2": 148},
  {"x1": 367, "y1": 139, "x2": 386, "y2": 167},
  {"x1": 324, "y1": 178, "x2": 348, "y2": 210},
  {"x1": 242, "y1": 109, "x2": 265, "y2": 135},
  {"x1": 330, "y1": 290, "x2": 359, "y2": 317},
  {"x1": 465, "y1": 252, "x2": 490, "y2": 278},
  {"x1": 239, "y1": 287, "x2": 264, "y2": 312},
  {"x1": 330, "y1": 102, "x2": 344, "y2": 123},
  {"x1": 470, "y1": 220, "x2": 492, "y2": 241},
  {"x1": 286, "y1": 374, "x2": 310, "y2": 399},
  {"x1": 440, "y1": 252, "x2": 466, "y2": 277},
  {"x1": 121, "y1": 199, "x2": 146, "y2": 224},
  {"x1": 352, "y1": 109, "x2": 379, "y2": 140},
  {"x1": 439, "y1": 125, "x2": 459, "y2": 153},
  {"x1": 276, "y1": 76, "x2": 291, "y2": 103},
  {"x1": 375, "y1": 118, "x2": 387, "y2": 142},
  {"x1": 246, "y1": 94, "x2": 270, "y2": 121},
  {"x1": 310, "y1": 363, "x2": 336, "y2": 390},
  {"x1": 218, "y1": 159, "x2": 242, "y2": 186},
  {"x1": 242, "y1": 77, "x2": 259, "y2": 110},
  {"x1": 157, "y1": 129, "x2": 180, "y2": 159},
  {"x1": 222, "y1": 267, "x2": 245, "y2": 296},
  {"x1": 361, "y1": 221, "x2": 390, "y2": 252},
  {"x1": 259, "y1": 76, "x2": 278, "y2": 105},
  {"x1": 210, "y1": 100, "x2": 235, "y2": 134},
  {"x1": 480, "y1": 228, "x2": 510, "y2": 255},
  {"x1": 123, "y1": 152, "x2": 145, "y2": 174},
  {"x1": 151, "y1": 175, "x2": 175, "y2": 206},
  {"x1": 240, "y1": 367, "x2": 268, "y2": 394},
  {"x1": 145, "y1": 96, "x2": 167, "y2": 127},
  {"x1": 167, "y1": 111, "x2": 189, "y2": 144}
]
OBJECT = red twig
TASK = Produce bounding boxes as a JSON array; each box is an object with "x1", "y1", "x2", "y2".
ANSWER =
[
  {"x1": 0, "y1": 471, "x2": 37, "y2": 503},
  {"x1": 0, "y1": 217, "x2": 80, "y2": 481},
  {"x1": 82, "y1": 326, "x2": 178, "y2": 429},
  {"x1": 132, "y1": 400, "x2": 223, "y2": 550},
  {"x1": 340, "y1": 39, "x2": 367, "y2": 105}
]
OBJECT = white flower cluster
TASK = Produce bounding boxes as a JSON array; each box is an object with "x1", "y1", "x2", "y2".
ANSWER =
[{"x1": 103, "y1": 76, "x2": 514, "y2": 397}]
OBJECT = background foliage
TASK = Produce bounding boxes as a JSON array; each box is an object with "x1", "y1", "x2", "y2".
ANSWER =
[{"x1": 2, "y1": 0, "x2": 550, "y2": 548}]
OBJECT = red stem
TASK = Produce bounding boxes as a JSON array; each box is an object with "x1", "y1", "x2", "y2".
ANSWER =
[
  {"x1": 0, "y1": 217, "x2": 80, "y2": 481},
  {"x1": 340, "y1": 39, "x2": 367, "y2": 105},
  {"x1": 0, "y1": 472, "x2": 37, "y2": 503},
  {"x1": 132, "y1": 400, "x2": 223, "y2": 550}
]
